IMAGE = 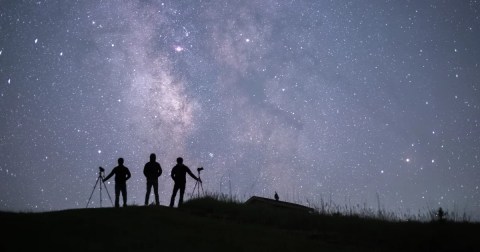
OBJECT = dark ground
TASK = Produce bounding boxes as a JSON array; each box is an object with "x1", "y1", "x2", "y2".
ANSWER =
[{"x1": 1, "y1": 197, "x2": 478, "y2": 252}]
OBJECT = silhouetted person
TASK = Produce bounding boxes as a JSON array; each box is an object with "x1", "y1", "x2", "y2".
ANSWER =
[
  {"x1": 274, "y1": 191, "x2": 279, "y2": 201},
  {"x1": 103, "y1": 158, "x2": 131, "y2": 208},
  {"x1": 169, "y1": 157, "x2": 201, "y2": 208},
  {"x1": 144, "y1": 153, "x2": 162, "y2": 206}
]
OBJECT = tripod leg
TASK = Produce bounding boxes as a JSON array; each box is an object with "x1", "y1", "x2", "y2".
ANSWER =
[
  {"x1": 191, "y1": 181, "x2": 198, "y2": 198},
  {"x1": 101, "y1": 180, "x2": 114, "y2": 207},
  {"x1": 195, "y1": 181, "x2": 202, "y2": 198},
  {"x1": 198, "y1": 173, "x2": 203, "y2": 197},
  {"x1": 86, "y1": 177, "x2": 100, "y2": 208}
]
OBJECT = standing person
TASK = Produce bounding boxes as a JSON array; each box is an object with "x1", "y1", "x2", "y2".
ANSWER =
[
  {"x1": 103, "y1": 158, "x2": 131, "y2": 208},
  {"x1": 144, "y1": 153, "x2": 162, "y2": 206},
  {"x1": 169, "y1": 157, "x2": 201, "y2": 208}
]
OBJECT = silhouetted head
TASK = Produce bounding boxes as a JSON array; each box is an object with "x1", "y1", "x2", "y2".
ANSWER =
[
  {"x1": 150, "y1": 153, "x2": 156, "y2": 162},
  {"x1": 176, "y1": 157, "x2": 183, "y2": 164},
  {"x1": 118, "y1": 158, "x2": 124, "y2": 165}
]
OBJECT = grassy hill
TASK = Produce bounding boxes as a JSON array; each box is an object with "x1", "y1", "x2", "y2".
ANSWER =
[{"x1": 1, "y1": 196, "x2": 478, "y2": 251}]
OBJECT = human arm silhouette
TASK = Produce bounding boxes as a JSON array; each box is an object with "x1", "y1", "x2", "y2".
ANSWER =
[
  {"x1": 143, "y1": 163, "x2": 148, "y2": 177},
  {"x1": 186, "y1": 167, "x2": 201, "y2": 183},
  {"x1": 157, "y1": 163, "x2": 162, "y2": 177},
  {"x1": 103, "y1": 168, "x2": 115, "y2": 182},
  {"x1": 125, "y1": 168, "x2": 131, "y2": 181},
  {"x1": 170, "y1": 168, "x2": 176, "y2": 182}
]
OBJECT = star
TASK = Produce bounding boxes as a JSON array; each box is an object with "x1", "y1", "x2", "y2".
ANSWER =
[{"x1": 0, "y1": 0, "x2": 478, "y2": 221}]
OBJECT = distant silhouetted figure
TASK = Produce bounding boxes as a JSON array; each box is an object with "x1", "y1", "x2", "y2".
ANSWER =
[
  {"x1": 274, "y1": 191, "x2": 279, "y2": 201},
  {"x1": 144, "y1": 153, "x2": 162, "y2": 206},
  {"x1": 169, "y1": 157, "x2": 201, "y2": 208},
  {"x1": 103, "y1": 158, "x2": 131, "y2": 208}
]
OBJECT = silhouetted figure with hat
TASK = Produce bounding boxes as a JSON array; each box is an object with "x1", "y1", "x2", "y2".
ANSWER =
[
  {"x1": 144, "y1": 153, "x2": 162, "y2": 206},
  {"x1": 169, "y1": 157, "x2": 201, "y2": 208},
  {"x1": 103, "y1": 158, "x2": 131, "y2": 208},
  {"x1": 274, "y1": 191, "x2": 279, "y2": 201}
]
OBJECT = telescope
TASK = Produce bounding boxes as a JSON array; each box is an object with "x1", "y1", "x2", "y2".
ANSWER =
[{"x1": 197, "y1": 167, "x2": 204, "y2": 172}]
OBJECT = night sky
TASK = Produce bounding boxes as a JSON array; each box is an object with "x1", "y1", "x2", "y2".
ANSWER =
[{"x1": 1, "y1": 1, "x2": 479, "y2": 220}]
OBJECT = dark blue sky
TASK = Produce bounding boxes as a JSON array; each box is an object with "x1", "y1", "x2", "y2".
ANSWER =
[{"x1": 1, "y1": 0, "x2": 479, "y2": 220}]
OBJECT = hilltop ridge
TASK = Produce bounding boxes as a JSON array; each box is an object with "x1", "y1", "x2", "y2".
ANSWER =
[{"x1": 1, "y1": 196, "x2": 478, "y2": 251}]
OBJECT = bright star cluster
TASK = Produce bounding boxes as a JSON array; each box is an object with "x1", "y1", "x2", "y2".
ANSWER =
[{"x1": 0, "y1": 1, "x2": 479, "y2": 220}]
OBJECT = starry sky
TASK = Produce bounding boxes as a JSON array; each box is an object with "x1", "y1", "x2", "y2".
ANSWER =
[{"x1": 1, "y1": 0, "x2": 479, "y2": 219}]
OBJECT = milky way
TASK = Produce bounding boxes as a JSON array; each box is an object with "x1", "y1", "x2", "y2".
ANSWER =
[{"x1": 1, "y1": 1, "x2": 479, "y2": 220}]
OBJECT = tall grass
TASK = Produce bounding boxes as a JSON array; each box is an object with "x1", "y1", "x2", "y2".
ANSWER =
[{"x1": 188, "y1": 191, "x2": 475, "y2": 223}]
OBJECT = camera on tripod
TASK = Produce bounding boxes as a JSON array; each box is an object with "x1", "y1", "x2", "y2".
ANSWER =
[
  {"x1": 86, "y1": 166, "x2": 113, "y2": 208},
  {"x1": 99, "y1": 166, "x2": 105, "y2": 177},
  {"x1": 192, "y1": 167, "x2": 204, "y2": 197}
]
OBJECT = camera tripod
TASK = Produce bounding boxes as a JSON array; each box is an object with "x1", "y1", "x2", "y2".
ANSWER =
[
  {"x1": 86, "y1": 167, "x2": 113, "y2": 208},
  {"x1": 191, "y1": 168, "x2": 204, "y2": 198}
]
